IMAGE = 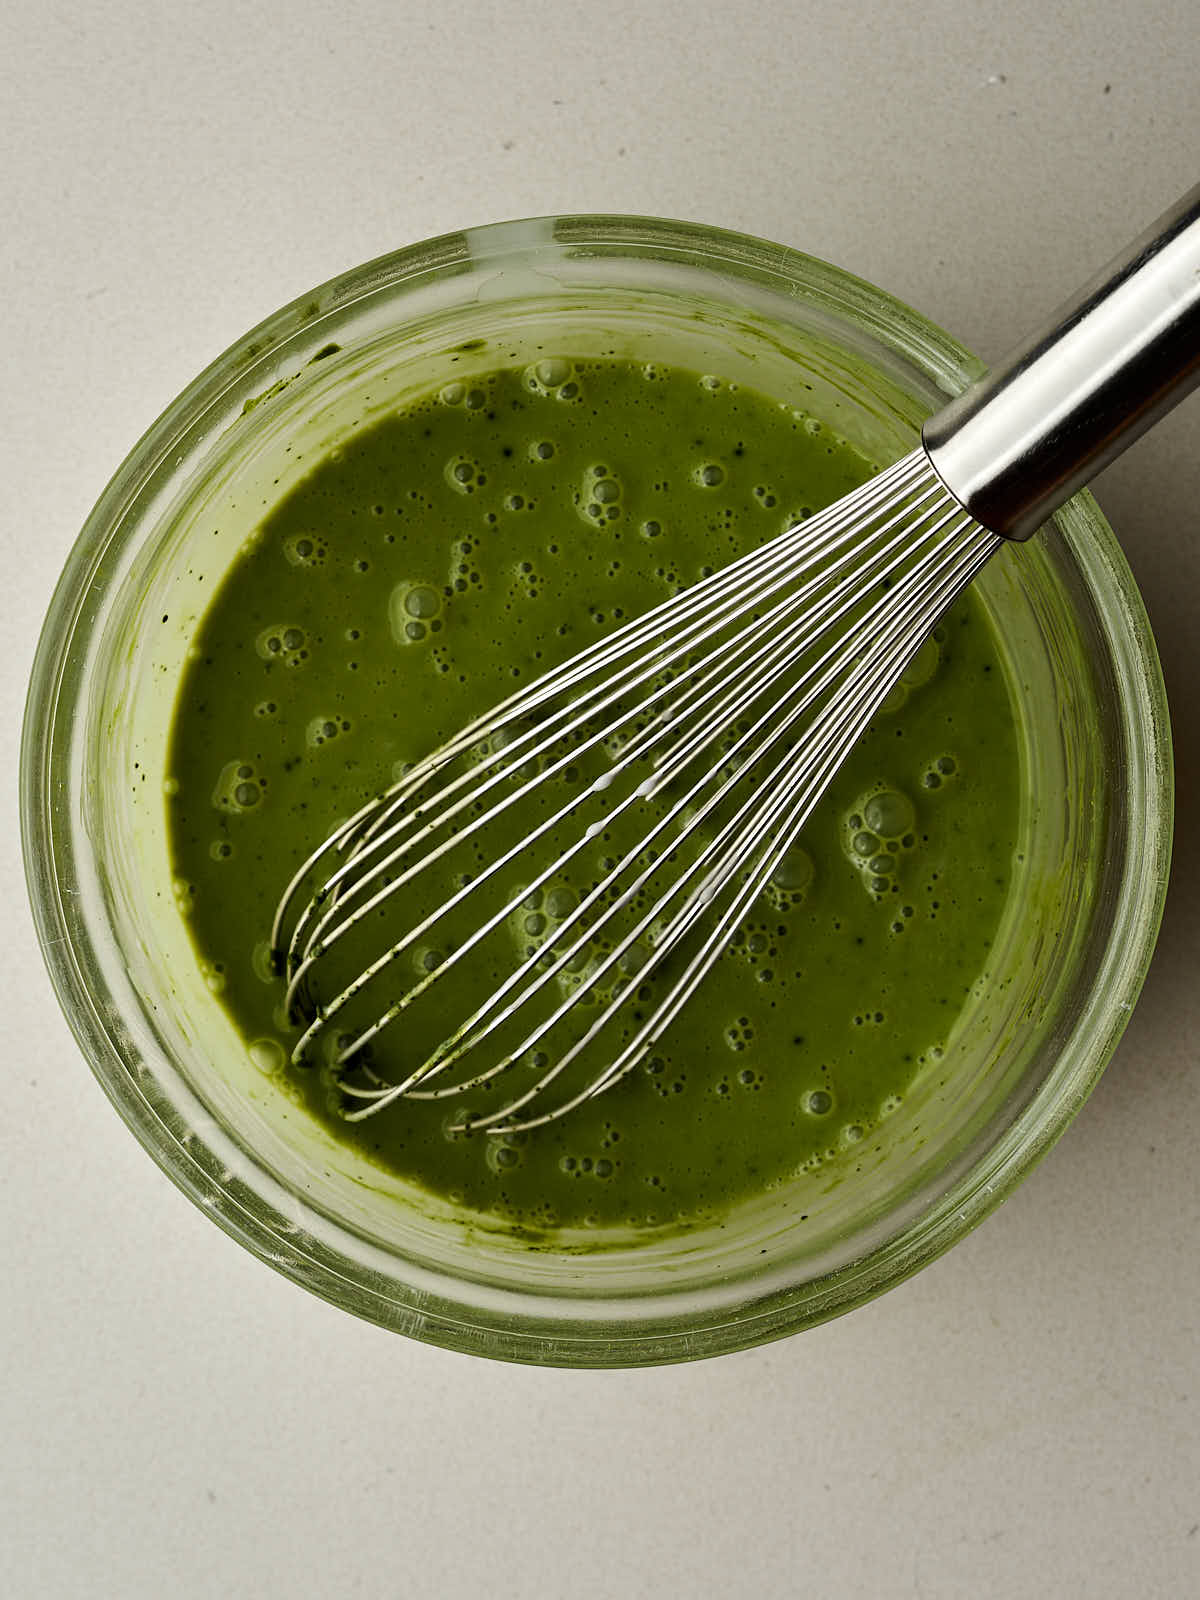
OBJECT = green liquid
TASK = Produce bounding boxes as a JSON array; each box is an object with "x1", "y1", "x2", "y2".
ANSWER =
[{"x1": 166, "y1": 356, "x2": 1020, "y2": 1235}]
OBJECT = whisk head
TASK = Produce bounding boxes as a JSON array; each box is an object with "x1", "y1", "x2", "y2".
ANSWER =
[{"x1": 270, "y1": 446, "x2": 998, "y2": 1135}]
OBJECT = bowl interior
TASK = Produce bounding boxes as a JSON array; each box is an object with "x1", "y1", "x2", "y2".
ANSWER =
[{"x1": 25, "y1": 216, "x2": 1171, "y2": 1362}]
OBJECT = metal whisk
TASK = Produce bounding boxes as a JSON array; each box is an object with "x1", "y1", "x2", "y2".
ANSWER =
[{"x1": 272, "y1": 184, "x2": 1200, "y2": 1134}]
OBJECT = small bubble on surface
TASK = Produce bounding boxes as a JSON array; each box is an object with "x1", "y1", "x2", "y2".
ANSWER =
[{"x1": 249, "y1": 1039, "x2": 285, "y2": 1075}]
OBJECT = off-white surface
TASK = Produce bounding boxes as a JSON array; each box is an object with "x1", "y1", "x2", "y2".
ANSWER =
[{"x1": 3, "y1": 5, "x2": 1198, "y2": 1596}]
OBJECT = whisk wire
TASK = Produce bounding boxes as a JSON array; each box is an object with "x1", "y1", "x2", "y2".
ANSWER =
[{"x1": 272, "y1": 449, "x2": 999, "y2": 1133}]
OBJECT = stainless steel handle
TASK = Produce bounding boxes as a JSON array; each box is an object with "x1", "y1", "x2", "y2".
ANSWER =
[{"x1": 923, "y1": 183, "x2": 1200, "y2": 541}]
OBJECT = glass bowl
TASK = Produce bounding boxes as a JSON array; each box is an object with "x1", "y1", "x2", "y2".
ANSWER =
[{"x1": 21, "y1": 216, "x2": 1173, "y2": 1366}]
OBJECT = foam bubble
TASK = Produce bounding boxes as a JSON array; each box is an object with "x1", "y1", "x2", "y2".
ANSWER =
[
  {"x1": 248, "y1": 1038, "x2": 285, "y2": 1075},
  {"x1": 486, "y1": 1142, "x2": 522, "y2": 1173},
  {"x1": 546, "y1": 886, "x2": 576, "y2": 918},
  {"x1": 863, "y1": 789, "x2": 915, "y2": 839},
  {"x1": 252, "y1": 941, "x2": 277, "y2": 984},
  {"x1": 902, "y1": 636, "x2": 940, "y2": 688}
]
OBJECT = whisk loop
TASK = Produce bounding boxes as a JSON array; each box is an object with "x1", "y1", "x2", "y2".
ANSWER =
[{"x1": 271, "y1": 447, "x2": 998, "y2": 1134}]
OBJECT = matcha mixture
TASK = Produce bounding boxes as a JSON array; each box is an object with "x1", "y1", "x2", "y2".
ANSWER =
[{"x1": 166, "y1": 354, "x2": 1020, "y2": 1234}]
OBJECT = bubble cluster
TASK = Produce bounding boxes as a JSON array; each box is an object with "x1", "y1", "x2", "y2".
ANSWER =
[
  {"x1": 643, "y1": 1054, "x2": 688, "y2": 1099},
  {"x1": 524, "y1": 358, "x2": 580, "y2": 401},
  {"x1": 922, "y1": 754, "x2": 959, "y2": 790},
  {"x1": 729, "y1": 921, "x2": 783, "y2": 977},
  {"x1": 844, "y1": 787, "x2": 916, "y2": 899},
  {"x1": 509, "y1": 880, "x2": 606, "y2": 981},
  {"x1": 305, "y1": 713, "x2": 352, "y2": 749},
  {"x1": 725, "y1": 1016, "x2": 757, "y2": 1052},
  {"x1": 438, "y1": 381, "x2": 486, "y2": 409},
  {"x1": 283, "y1": 533, "x2": 328, "y2": 568},
  {"x1": 212, "y1": 759, "x2": 267, "y2": 814},
  {"x1": 255, "y1": 623, "x2": 309, "y2": 666},
  {"x1": 445, "y1": 456, "x2": 487, "y2": 495},
  {"x1": 559, "y1": 1149, "x2": 617, "y2": 1180},
  {"x1": 577, "y1": 463, "x2": 624, "y2": 526},
  {"x1": 389, "y1": 582, "x2": 444, "y2": 644}
]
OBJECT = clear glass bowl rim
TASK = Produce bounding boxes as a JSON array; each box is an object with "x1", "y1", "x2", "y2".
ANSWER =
[{"x1": 21, "y1": 213, "x2": 1174, "y2": 1365}]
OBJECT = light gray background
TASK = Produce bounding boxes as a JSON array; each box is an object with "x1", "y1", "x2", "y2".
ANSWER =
[{"x1": 3, "y1": 4, "x2": 1198, "y2": 1597}]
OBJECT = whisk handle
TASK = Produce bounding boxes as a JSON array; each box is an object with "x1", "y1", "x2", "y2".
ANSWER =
[{"x1": 923, "y1": 182, "x2": 1200, "y2": 541}]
